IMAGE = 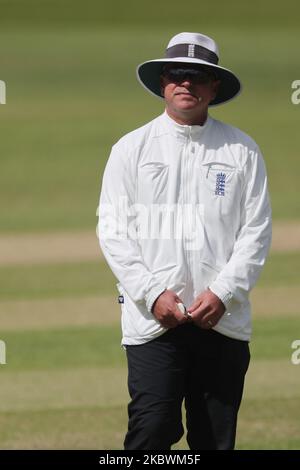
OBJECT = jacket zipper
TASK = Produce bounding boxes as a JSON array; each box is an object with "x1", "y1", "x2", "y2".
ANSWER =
[{"x1": 183, "y1": 129, "x2": 193, "y2": 300}]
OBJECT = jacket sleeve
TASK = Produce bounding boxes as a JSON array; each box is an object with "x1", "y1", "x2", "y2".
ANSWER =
[
  {"x1": 209, "y1": 146, "x2": 272, "y2": 308},
  {"x1": 96, "y1": 141, "x2": 167, "y2": 312}
]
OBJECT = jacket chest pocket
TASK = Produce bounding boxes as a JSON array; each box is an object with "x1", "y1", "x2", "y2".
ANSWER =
[
  {"x1": 200, "y1": 162, "x2": 241, "y2": 195},
  {"x1": 138, "y1": 162, "x2": 169, "y2": 203},
  {"x1": 199, "y1": 162, "x2": 241, "y2": 215}
]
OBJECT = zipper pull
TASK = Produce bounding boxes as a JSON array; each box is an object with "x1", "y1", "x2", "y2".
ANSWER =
[{"x1": 206, "y1": 164, "x2": 211, "y2": 178}]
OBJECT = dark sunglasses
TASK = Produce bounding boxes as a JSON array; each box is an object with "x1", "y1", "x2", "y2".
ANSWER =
[{"x1": 162, "y1": 67, "x2": 217, "y2": 84}]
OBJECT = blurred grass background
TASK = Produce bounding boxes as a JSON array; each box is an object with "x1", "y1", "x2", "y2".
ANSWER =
[{"x1": 0, "y1": 0, "x2": 299, "y2": 449}]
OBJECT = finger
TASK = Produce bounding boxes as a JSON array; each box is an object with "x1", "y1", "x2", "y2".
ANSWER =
[
  {"x1": 174, "y1": 311, "x2": 188, "y2": 325},
  {"x1": 162, "y1": 308, "x2": 186, "y2": 327},
  {"x1": 187, "y1": 301, "x2": 201, "y2": 313},
  {"x1": 199, "y1": 314, "x2": 215, "y2": 329},
  {"x1": 188, "y1": 306, "x2": 208, "y2": 320},
  {"x1": 187, "y1": 294, "x2": 206, "y2": 312}
]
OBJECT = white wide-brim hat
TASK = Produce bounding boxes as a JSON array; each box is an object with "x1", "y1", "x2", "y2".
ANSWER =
[{"x1": 137, "y1": 32, "x2": 242, "y2": 106}]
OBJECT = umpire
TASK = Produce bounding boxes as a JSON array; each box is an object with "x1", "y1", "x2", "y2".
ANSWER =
[{"x1": 97, "y1": 32, "x2": 272, "y2": 449}]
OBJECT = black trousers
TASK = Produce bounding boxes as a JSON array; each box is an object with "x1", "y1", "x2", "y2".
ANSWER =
[{"x1": 123, "y1": 323, "x2": 250, "y2": 450}]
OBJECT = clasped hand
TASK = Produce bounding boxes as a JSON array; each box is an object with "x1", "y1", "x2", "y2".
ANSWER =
[{"x1": 152, "y1": 289, "x2": 225, "y2": 329}]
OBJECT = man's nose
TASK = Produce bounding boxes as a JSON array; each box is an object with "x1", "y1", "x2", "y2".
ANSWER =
[{"x1": 179, "y1": 78, "x2": 193, "y2": 87}]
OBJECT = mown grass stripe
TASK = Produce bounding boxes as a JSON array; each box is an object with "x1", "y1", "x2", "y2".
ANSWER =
[
  {"x1": 0, "y1": 285, "x2": 299, "y2": 332},
  {"x1": 0, "y1": 367, "x2": 128, "y2": 412},
  {"x1": 0, "y1": 252, "x2": 300, "y2": 302},
  {"x1": 0, "y1": 295, "x2": 121, "y2": 331},
  {"x1": 0, "y1": 317, "x2": 299, "y2": 372},
  {"x1": 251, "y1": 316, "x2": 300, "y2": 360},
  {"x1": 257, "y1": 251, "x2": 300, "y2": 287},
  {"x1": 1, "y1": 325, "x2": 126, "y2": 371},
  {"x1": 237, "y1": 397, "x2": 300, "y2": 450},
  {"x1": 0, "y1": 261, "x2": 117, "y2": 301},
  {"x1": 0, "y1": 359, "x2": 297, "y2": 413},
  {"x1": 0, "y1": 404, "x2": 128, "y2": 450},
  {"x1": 0, "y1": 396, "x2": 299, "y2": 450}
]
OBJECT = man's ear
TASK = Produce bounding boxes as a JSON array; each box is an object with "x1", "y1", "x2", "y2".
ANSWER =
[{"x1": 211, "y1": 79, "x2": 221, "y2": 100}]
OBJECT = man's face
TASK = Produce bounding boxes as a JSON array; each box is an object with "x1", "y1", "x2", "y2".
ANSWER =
[{"x1": 160, "y1": 63, "x2": 220, "y2": 113}]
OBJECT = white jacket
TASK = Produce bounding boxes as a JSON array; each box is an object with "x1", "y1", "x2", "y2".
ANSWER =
[{"x1": 97, "y1": 111, "x2": 272, "y2": 345}]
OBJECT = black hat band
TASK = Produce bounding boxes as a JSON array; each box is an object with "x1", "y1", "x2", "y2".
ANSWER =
[{"x1": 165, "y1": 43, "x2": 219, "y2": 65}]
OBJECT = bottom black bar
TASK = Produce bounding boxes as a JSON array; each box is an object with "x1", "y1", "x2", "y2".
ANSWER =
[{"x1": 0, "y1": 450, "x2": 300, "y2": 467}]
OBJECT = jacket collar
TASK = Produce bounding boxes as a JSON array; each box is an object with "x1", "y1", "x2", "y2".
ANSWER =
[{"x1": 160, "y1": 109, "x2": 212, "y2": 140}]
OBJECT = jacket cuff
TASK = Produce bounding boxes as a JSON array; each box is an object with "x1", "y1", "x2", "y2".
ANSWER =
[
  {"x1": 145, "y1": 285, "x2": 167, "y2": 313},
  {"x1": 208, "y1": 282, "x2": 233, "y2": 310}
]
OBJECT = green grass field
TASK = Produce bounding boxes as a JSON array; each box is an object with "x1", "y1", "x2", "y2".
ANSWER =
[
  {"x1": 0, "y1": 253, "x2": 299, "y2": 449},
  {"x1": 0, "y1": 0, "x2": 299, "y2": 450}
]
